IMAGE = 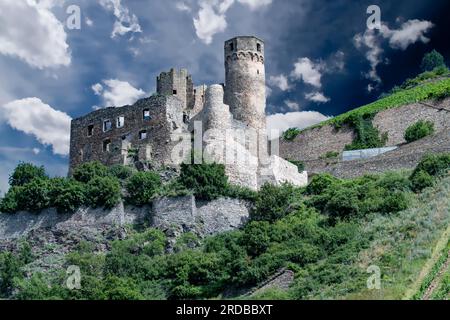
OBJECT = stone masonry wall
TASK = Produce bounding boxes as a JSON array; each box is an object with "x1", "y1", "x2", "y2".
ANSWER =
[
  {"x1": 224, "y1": 36, "x2": 266, "y2": 130},
  {"x1": 69, "y1": 95, "x2": 185, "y2": 173},
  {"x1": 280, "y1": 98, "x2": 450, "y2": 162},
  {"x1": 305, "y1": 130, "x2": 450, "y2": 178}
]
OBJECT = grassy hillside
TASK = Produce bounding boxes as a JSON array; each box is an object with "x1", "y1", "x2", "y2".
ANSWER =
[
  {"x1": 1, "y1": 154, "x2": 449, "y2": 300},
  {"x1": 282, "y1": 69, "x2": 450, "y2": 141}
]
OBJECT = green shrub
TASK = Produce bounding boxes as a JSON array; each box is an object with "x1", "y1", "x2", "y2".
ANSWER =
[
  {"x1": 282, "y1": 128, "x2": 301, "y2": 141},
  {"x1": 0, "y1": 186, "x2": 22, "y2": 213},
  {"x1": 16, "y1": 178, "x2": 51, "y2": 212},
  {"x1": 9, "y1": 163, "x2": 47, "y2": 187},
  {"x1": 287, "y1": 159, "x2": 305, "y2": 172},
  {"x1": 380, "y1": 192, "x2": 409, "y2": 213},
  {"x1": 109, "y1": 165, "x2": 134, "y2": 180},
  {"x1": 421, "y1": 50, "x2": 446, "y2": 72},
  {"x1": 252, "y1": 183, "x2": 301, "y2": 222},
  {"x1": 344, "y1": 114, "x2": 387, "y2": 150},
  {"x1": 324, "y1": 186, "x2": 360, "y2": 220},
  {"x1": 412, "y1": 153, "x2": 450, "y2": 177},
  {"x1": 241, "y1": 221, "x2": 271, "y2": 257},
  {"x1": 376, "y1": 171, "x2": 411, "y2": 192},
  {"x1": 72, "y1": 161, "x2": 110, "y2": 183},
  {"x1": 179, "y1": 163, "x2": 228, "y2": 201},
  {"x1": 225, "y1": 185, "x2": 258, "y2": 201},
  {"x1": 49, "y1": 178, "x2": 87, "y2": 213},
  {"x1": 404, "y1": 120, "x2": 435, "y2": 143},
  {"x1": 86, "y1": 176, "x2": 121, "y2": 209},
  {"x1": 0, "y1": 252, "x2": 24, "y2": 296},
  {"x1": 126, "y1": 171, "x2": 162, "y2": 206},
  {"x1": 306, "y1": 173, "x2": 340, "y2": 195},
  {"x1": 410, "y1": 170, "x2": 434, "y2": 192}
]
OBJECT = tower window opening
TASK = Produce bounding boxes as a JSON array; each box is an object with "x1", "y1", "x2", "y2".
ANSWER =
[
  {"x1": 103, "y1": 120, "x2": 112, "y2": 132},
  {"x1": 173, "y1": 90, "x2": 177, "y2": 95},
  {"x1": 116, "y1": 116, "x2": 125, "y2": 128},
  {"x1": 103, "y1": 139, "x2": 111, "y2": 152},
  {"x1": 257, "y1": 70, "x2": 260, "y2": 74},
  {"x1": 139, "y1": 130, "x2": 147, "y2": 140},
  {"x1": 230, "y1": 43, "x2": 234, "y2": 51},
  {"x1": 257, "y1": 43, "x2": 261, "y2": 52},
  {"x1": 143, "y1": 109, "x2": 151, "y2": 120},
  {"x1": 87, "y1": 125, "x2": 94, "y2": 137}
]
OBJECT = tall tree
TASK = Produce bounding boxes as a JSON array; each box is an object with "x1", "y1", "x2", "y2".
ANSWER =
[{"x1": 420, "y1": 50, "x2": 446, "y2": 72}]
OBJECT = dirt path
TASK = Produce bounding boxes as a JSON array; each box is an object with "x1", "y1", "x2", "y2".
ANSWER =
[{"x1": 422, "y1": 250, "x2": 449, "y2": 300}]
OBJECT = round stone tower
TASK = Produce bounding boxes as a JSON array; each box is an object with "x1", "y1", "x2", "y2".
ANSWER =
[{"x1": 224, "y1": 36, "x2": 266, "y2": 131}]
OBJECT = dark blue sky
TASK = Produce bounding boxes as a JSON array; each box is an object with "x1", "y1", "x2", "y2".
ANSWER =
[{"x1": 0, "y1": 0, "x2": 449, "y2": 193}]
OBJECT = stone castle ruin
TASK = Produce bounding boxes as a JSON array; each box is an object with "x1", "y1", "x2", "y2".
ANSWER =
[{"x1": 69, "y1": 36, "x2": 307, "y2": 190}]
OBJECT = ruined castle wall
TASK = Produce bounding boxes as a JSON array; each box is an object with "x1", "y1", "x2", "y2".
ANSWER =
[
  {"x1": 279, "y1": 98, "x2": 450, "y2": 162},
  {"x1": 157, "y1": 69, "x2": 194, "y2": 110},
  {"x1": 69, "y1": 95, "x2": 184, "y2": 173},
  {"x1": 190, "y1": 84, "x2": 207, "y2": 118},
  {"x1": 224, "y1": 37, "x2": 266, "y2": 130}
]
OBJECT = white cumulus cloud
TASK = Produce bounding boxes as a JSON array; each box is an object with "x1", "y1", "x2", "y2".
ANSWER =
[
  {"x1": 0, "y1": 98, "x2": 72, "y2": 155},
  {"x1": 193, "y1": 0, "x2": 272, "y2": 44},
  {"x1": 305, "y1": 92, "x2": 330, "y2": 103},
  {"x1": 354, "y1": 18, "x2": 433, "y2": 84},
  {"x1": 0, "y1": 0, "x2": 71, "y2": 69},
  {"x1": 381, "y1": 19, "x2": 433, "y2": 50},
  {"x1": 268, "y1": 74, "x2": 291, "y2": 91},
  {"x1": 99, "y1": 0, "x2": 142, "y2": 38},
  {"x1": 284, "y1": 100, "x2": 300, "y2": 111},
  {"x1": 237, "y1": 0, "x2": 272, "y2": 10},
  {"x1": 266, "y1": 111, "x2": 331, "y2": 139},
  {"x1": 92, "y1": 79, "x2": 147, "y2": 107},
  {"x1": 291, "y1": 57, "x2": 324, "y2": 88},
  {"x1": 176, "y1": 1, "x2": 191, "y2": 12}
]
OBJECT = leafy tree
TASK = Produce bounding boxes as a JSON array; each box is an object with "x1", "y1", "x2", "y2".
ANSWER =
[
  {"x1": 325, "y1": 186, "x2": 360, "y2": 220},
  {"x1": 0, "y1": 186, "x2": 22, "y2": 213},
  {"x1": 125, "y1": 171, "x2": 161, "y2": 206},
  {"x1": 109, "y1": 165, "x2": 134, "y2": 180},
  {"x1": 179, "y1": 163, "x2": 229, "y2": 201},
  {"x1": 252, "y1": 183, "x2": 301, "y2": 222},
  {"x1": 241, "y1": 221, "x2": 272, "y2": 257},
  {"x1": 306, "y1": 173, "x2": 340, "y2": 195},
  {"x1": 9, "y1": 163, "x2": 47, "y2": 187},
  {"x1": 86, "y1": 176, "x2": 121, "y2": 209},
  {"x1": 404, "y1": 120, "x2": 435, "y2": 143},
  {"x1": 49, "y1": 178, "x2": 87, "y2": 213},
  {"x1": 0, "y1": 252, "x2": 23, "y2": 296},
  {"x1": 15, "y1": 178, "x2": 51, "y2": 212},
  {"x1": 72, "y1": 161, "x2": 110, "y2": 183},
  {"x1": 421, "y1": 50, "x2": 446, "y2": 72}
]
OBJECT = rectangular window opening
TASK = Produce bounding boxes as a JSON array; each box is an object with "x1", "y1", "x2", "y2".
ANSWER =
[
  {"x1": 103, "y1": 139, "x2": 111, "y2": 152},
  {"x1": 116, "y1": 116, "x2": 125, "y2": 128},
  {"x1": 103, "y1": 120, "x2": 112, "y2": 132},
  {"x1": 143, "y1": 109, "x2": 151, "y2": 120},
  {"x1": 139, "y1": 130, "x2": 147, "y2": 140},
  {"x1": 87, "y1": 125, "x2": 94, "y2": 137}
]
